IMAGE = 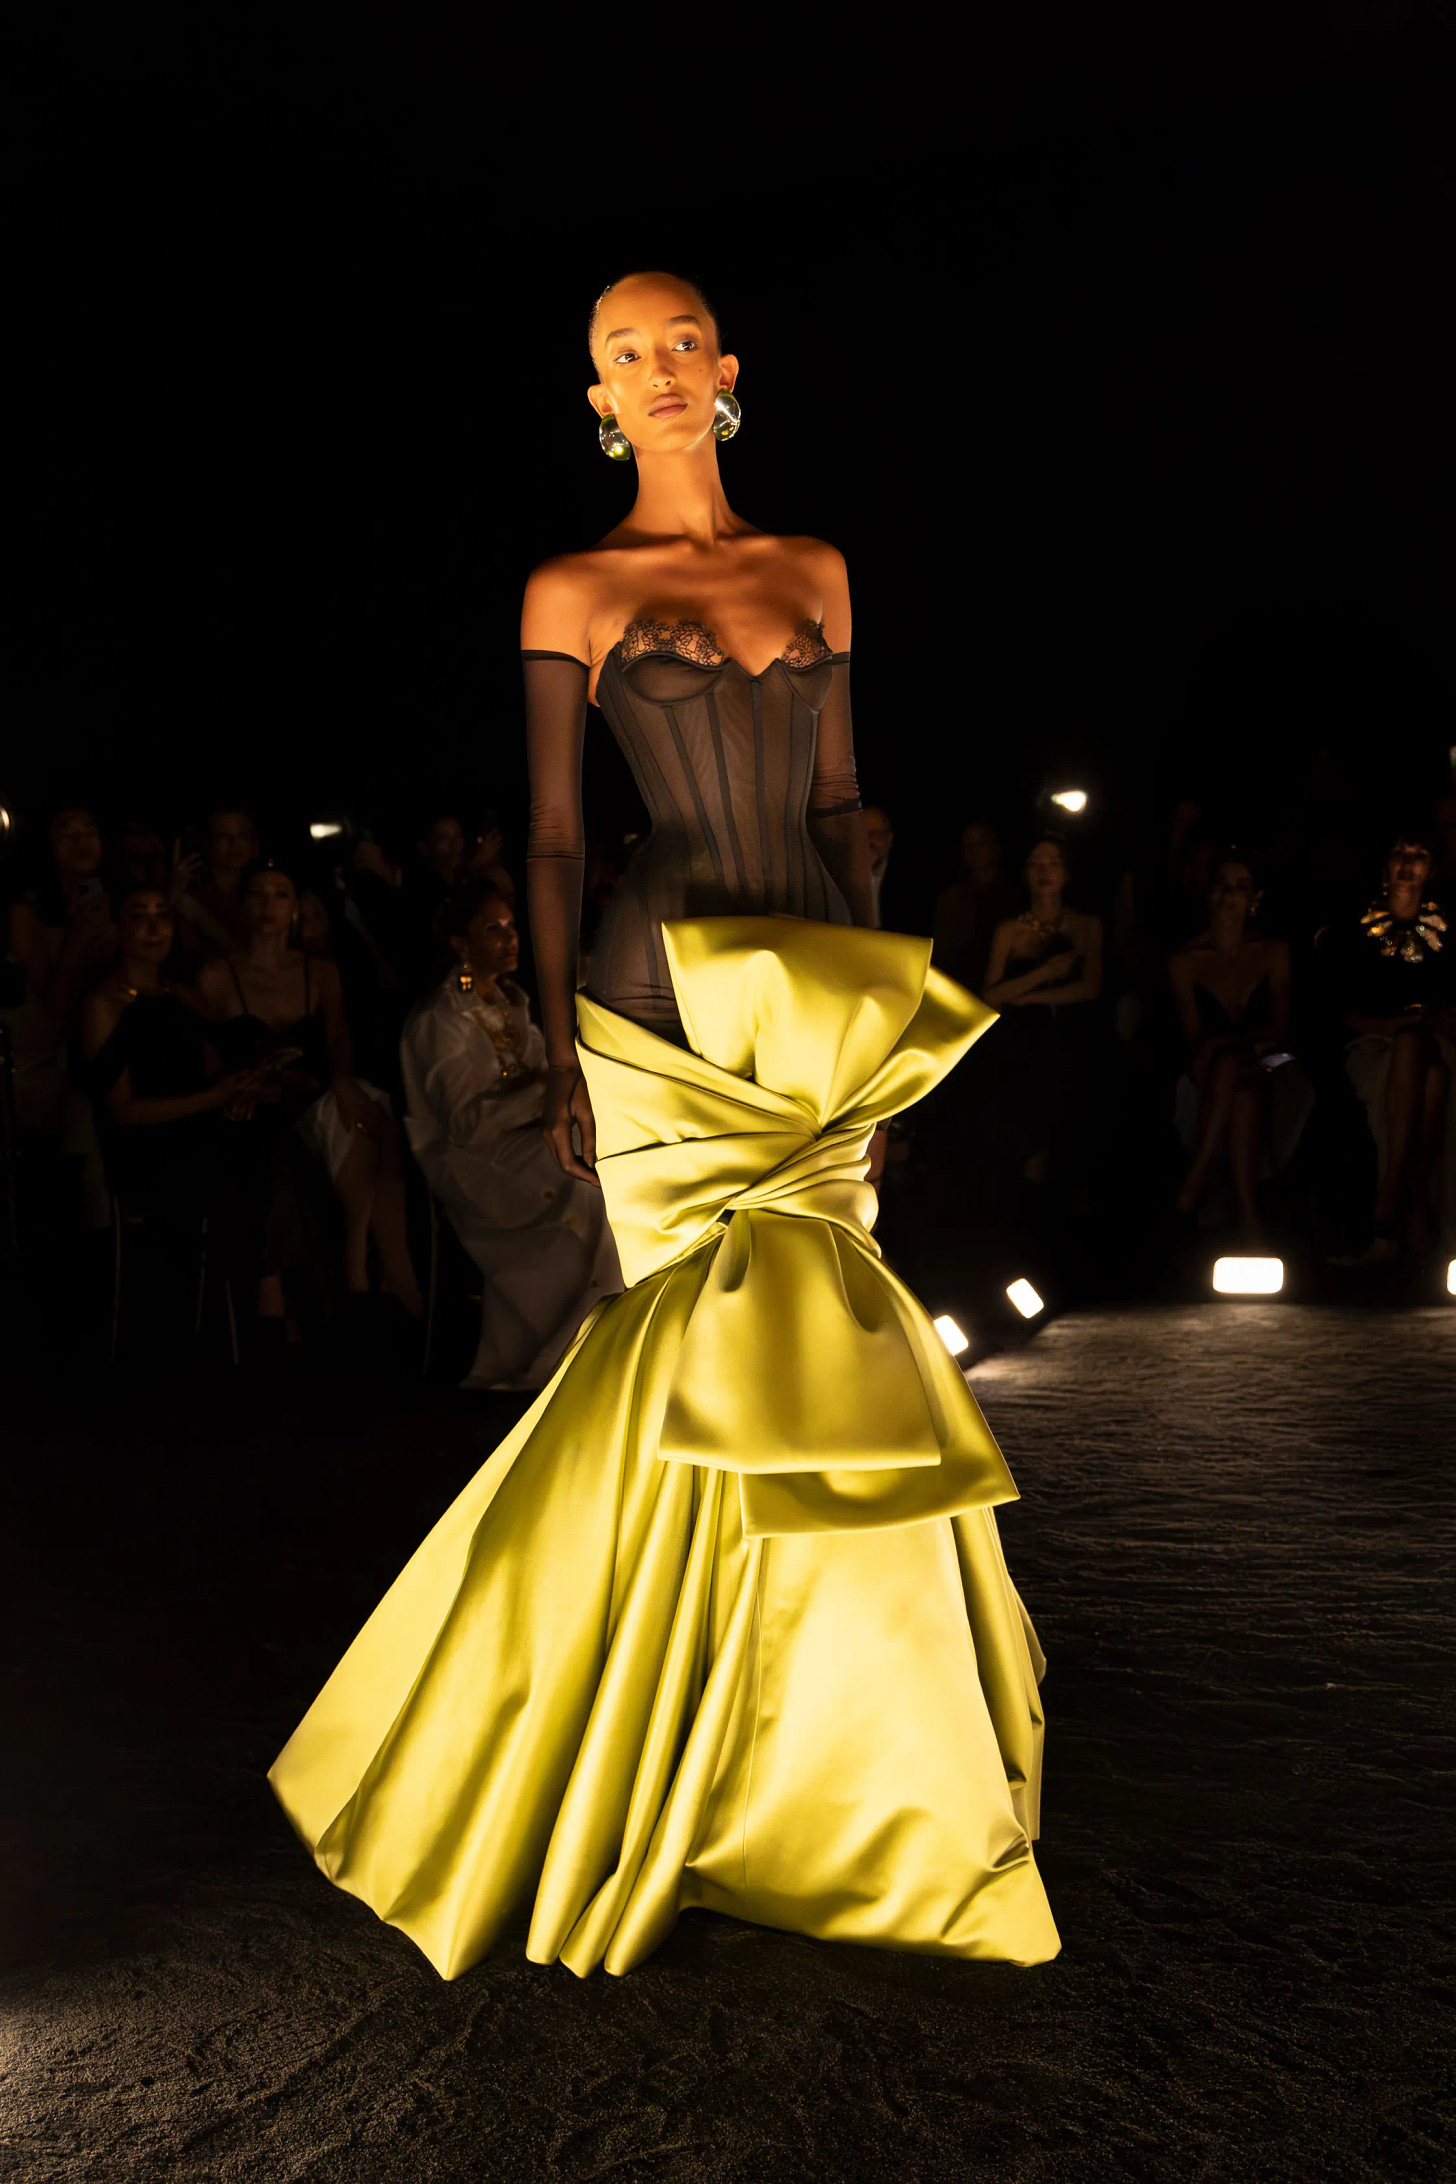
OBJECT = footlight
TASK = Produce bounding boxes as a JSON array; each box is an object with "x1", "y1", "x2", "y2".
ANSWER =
[
  {"x1": 933, "y1": 1313, "x2": 970, "y2": 1356},
  {"x1": 1005, "y1": 1279, "x2": 1044, "y2": 1319},
  {"x1": 1212, "y1": 1256, "x2": 1284, "y2": 1295},
  {"x1": 309, "y1": 820, "x2": 344, "y2": 840},
  {"x1": 1050, "y1": 789, "x2": 1087, "y2": 815},
  {"x1": 1447, "y1": 1260, "x2": 1456, "y2": 1297}
]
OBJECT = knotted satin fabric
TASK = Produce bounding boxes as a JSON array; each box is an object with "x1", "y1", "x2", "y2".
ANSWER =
[
  {"x1": 577, "y1": 917, "x2": 1016, "y2": 1534},
  {"x1": 269, "y1": 917, "x2": 1060, "y2": 1979}
]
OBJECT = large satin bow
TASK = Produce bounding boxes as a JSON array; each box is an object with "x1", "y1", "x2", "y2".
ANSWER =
[{"x1": 574, "y1": 917, "x2": 1019, "y2": 1538}]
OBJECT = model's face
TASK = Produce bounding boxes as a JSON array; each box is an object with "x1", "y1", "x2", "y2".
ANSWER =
[
  {"x1": 1026, "y1": 842, "x2": 1067, "y2": 894},
  {"x1": 210, "y1": 813, "x2": 257, "y2": 873},
  {"x1": 1384, "y1": 840, "x2": 1433, "y2": 896},
  {"x1": 50, "y1": 809, "x2": 102, "y2": 878},
  {"x1": 245, "y1": 869, "x2": 297, "y2": 939},
  {"x1": 589, "y1": 274, "x2": 738, "y2": 458},
  {"x1": 1209, "y1": 862, "x2": 1256, "y2": 918},
  {"x1": 422, "y1": 818, "x2": 465, "y2": 881},
  {"x1": 117, "y1": 889, "x2": 173, "y2": 960},
  {"x1": 459, "y1": 898, "x2": 519, "y2": 982}
]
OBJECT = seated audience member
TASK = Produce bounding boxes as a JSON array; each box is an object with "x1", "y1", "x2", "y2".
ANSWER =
[
  {"x1": 197, "y1": 856, "x2": 423, "y2": 1329},
  {"x1": 1168, "y1": 851, "x2": 1306, "y2": 1238},
  {"x1": 173, "y1": 806, "x2": 260, "y2": 964},
  {"x1": 932, "y1": 818, "x2": 1022, "y2": 993},
  {"x1": 1315, "y1": 825, "x2": 1455, "y2": 1259},
  {"x1": 862, "y1": 805, "x2": 894, "y2": 928},
  {"x1": 400, "y1": 882, "x2": 622, "y2": 1390},
  {"x1": 981, "y1": 835, "x2": 1105, "y2": 1198},
  {"x1": 2, "y1": 804, "x2": 116, "y2": 1227},
  {"x1": 79, "y1": 885, "x2": 267, "y2": 1245}
]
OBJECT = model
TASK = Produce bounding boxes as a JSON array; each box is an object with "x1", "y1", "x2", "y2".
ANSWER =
[{"x1": 269, "y1": 270, "x2": 1060, "y2": 1978}]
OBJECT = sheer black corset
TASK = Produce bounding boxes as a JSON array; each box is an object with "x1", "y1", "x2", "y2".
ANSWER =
[{"x1": 524, "y1": 618, "x2": 869, "y2": 1052}]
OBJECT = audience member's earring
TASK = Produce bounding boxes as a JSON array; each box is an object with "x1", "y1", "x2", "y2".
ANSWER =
[
  {"x1": 712, "y1": 387, "x2": 742, "y2": 441},
  {"x1": 597, "y1": 410, "x2": 632, "y2": 461},
  {"x1": 457, "y1": 963, "x2": 474, "y2": 993}
]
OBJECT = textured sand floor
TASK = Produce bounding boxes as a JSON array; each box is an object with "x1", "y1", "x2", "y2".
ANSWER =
[{"x1": 1, "y1": 1303, "x2": 1452, "y2": 2182}]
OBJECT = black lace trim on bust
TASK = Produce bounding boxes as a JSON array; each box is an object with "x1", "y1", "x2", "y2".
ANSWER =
[{"x1": 616, "y1": 615, "x2": 835, "y2": 669}]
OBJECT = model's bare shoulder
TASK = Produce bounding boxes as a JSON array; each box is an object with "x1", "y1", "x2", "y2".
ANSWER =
[
  {"x1": 520, "y1": 553, "x2": 597, "y2": 663},
  {"x1": 783, "y1": 535, "x2": 850, "y2": 647}
]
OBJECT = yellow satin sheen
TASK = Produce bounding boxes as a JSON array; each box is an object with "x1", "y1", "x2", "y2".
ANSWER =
[{"x1": 268, "y1": 916, "x2": 1060, "y2": 1978}]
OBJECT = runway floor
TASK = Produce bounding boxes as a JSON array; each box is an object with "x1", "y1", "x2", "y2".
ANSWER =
[{"x1": 2, "y1": 1303, "x2": 1452, "y2": 2182}]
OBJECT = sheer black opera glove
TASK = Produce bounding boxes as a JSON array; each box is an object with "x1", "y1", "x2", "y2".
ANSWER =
[
  {"x1": 806, "y1": 656, "x2": 876, "y2": 930},
  {"x1": 523, "y1": 650, "x2": 598, "y2": 1182}
]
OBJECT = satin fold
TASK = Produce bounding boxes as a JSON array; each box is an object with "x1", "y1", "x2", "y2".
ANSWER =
[{"x1": 269, "y1": 915, "x2": 1059, "y2": 1978}]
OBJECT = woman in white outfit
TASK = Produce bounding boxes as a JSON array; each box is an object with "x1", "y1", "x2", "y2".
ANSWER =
[{"x1": 400, "y1": 882, "x2": 621, "y2": 1389}]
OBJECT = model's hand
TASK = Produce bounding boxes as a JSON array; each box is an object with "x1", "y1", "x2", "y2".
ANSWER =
[{"x1": 543, "y1": 1064, "x2": 599, "y2": 1184}]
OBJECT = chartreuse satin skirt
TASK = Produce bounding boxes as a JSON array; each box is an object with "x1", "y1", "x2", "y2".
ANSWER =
[{"x1": 268, "y1": 917, "x2": 1060, "y2": 1978}]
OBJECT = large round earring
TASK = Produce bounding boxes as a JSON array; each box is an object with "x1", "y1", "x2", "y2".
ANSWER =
[
  {"x1": 597, "y1": 410, "x2": 632, "y2": 461},
  {"x1": 712, "y1": 387, "x2": 742, "y2": 442}
]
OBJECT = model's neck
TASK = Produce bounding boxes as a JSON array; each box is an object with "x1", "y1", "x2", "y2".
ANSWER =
[
  {"x1": 1387, "y1": 882, "x2": 1423, "y2": 919},
  {"x1": 620, "y1": 446, "x2": 744, "y2": 547},
  {"x1": 1030, "y1": 892, "x2": 1063, "y2": 921}
]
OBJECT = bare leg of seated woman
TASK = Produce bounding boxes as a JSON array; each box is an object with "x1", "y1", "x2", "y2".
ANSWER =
[
  {"x1": 1226, "y1": 1058, "x2": 1268, "y2": 1241},
  {"x1": 334, "y1": 1118, "x2": 425, "y2": 1316},
  {"x1": 1176, "y1": 1049, "x2": 1265, "y2": 1233},
  {"x1": 1374, "y1": 1023, "x2": 1441, "y2": 1241}
]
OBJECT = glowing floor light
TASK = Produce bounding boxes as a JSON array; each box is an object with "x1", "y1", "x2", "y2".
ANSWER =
[
  {"x1": 1050, "y1": 789, "x2": 1087, "y2": 814},
  {"x1": 309, "y1": 820, "x2": 344, "y2": 839},
  {"x1": 1447, "y1": 1260, "x2": 1456, "y2": 1297},
  {"x1": 1006, "y1": 1279, "x2": 1044, "y2": 1320},
  {"x1": 933, "y1": 1313, "x2": 970, "y2": 1356},
  {"x1": 1212, "y1": 1256, "x2": 1284, "y2": 1295}
]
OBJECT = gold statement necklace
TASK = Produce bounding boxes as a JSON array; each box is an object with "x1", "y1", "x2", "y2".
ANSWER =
[
  {"x1": 1361, "y1": 898, "x2": 1447, "y2": 963},
  {"x1": 470, "y1": 984, "x2": 526, "y2": 1081}
]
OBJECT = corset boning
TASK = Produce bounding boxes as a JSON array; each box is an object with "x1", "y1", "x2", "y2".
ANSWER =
[{"x1": 583, "y1": 648, "x2": 852, "y2": 1029}]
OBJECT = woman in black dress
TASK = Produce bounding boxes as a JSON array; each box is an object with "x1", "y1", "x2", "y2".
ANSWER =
[
  {"x1": 79, "y1": 887, "x2": 268, "y2": 1278},
  {"x1": 981, "y1": 836, "x2": 1105, "y2": 1199}
]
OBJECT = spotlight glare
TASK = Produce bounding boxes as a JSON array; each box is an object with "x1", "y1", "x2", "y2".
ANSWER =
[
  {"x1": 1050, "y1": 789, "x2": 1087, "y2": 814},
  {"x1": 309, "y1": 821, "x2": 344, "y2": 839},
  {"x1": 1447, "y1": 1259, "x2": 1456, "y2": 1297},
  {"x1": 1006, "y1": 1278, "x2": 1044, "y2": 1319},
  {"x1": 0, "y1": 806, "x2": 10, "y2": 836},
  {"x1": 933, "y1": 1313, "x2": 970, "y2": 1356},
  {"x1": 1212, "y1": 1256, "x2": 1284, "y2": 1295}
]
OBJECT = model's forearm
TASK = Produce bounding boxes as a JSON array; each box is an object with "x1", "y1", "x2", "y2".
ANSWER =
[{"x1": 527, "y1": 853, "x2": 586, "y2": 1067}]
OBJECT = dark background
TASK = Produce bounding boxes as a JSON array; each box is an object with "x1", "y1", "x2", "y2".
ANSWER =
[{"x1": 7, "y1": 14, "x2": 1455, "y2": 935}]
